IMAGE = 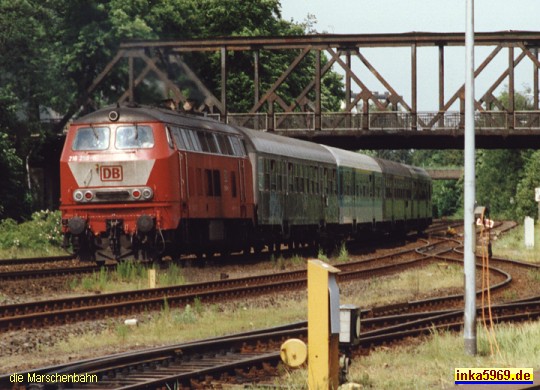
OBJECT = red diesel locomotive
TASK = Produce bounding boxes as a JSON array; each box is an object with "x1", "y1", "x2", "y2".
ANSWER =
[
  {"x1": 60, "y1": 105, "x2": 254, "y2": 262},
  {"x1": 61, "y1": 104, "x2": 432, "y2": 263}
]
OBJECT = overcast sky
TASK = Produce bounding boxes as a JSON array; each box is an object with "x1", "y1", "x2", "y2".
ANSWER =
[{"x1": 279, "y1": 0, "x2": 540, "y2": 110}]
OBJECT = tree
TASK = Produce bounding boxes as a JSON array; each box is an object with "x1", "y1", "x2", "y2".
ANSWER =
[
  {"x1": 0, "y1": 131, "x2": 31, "y2": 219},
  {"x1": 0, "y1": 0, "x2": 346, "y2": 218},
  {"x1": 476, "y1": 150, "x2": 526, "y2": 219},
  {"x1": 515, "y1": 150, "x2": 540, "y2": 220}
]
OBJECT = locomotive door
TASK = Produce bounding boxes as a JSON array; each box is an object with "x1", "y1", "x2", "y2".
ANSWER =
[
  {"x1": 238, "y1": 159, "x2": 247, "y2": 218},
  {"x1": 178, "y1": 151, "x2": 189, "y2": 218}
]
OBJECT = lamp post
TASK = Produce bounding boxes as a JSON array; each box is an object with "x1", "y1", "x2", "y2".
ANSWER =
[{"x1": 464, "y1": 0, "x2": 477, "y2": 356}]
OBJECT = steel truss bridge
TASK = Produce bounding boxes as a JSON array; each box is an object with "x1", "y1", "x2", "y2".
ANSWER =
[{"x1": 74, "y1": 31, "x2": 540, "y2": 149}]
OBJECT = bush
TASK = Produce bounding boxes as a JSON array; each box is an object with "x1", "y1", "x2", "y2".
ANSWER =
[{"x1": 0, "y1": 209, "x2": 63, "y2": 251}]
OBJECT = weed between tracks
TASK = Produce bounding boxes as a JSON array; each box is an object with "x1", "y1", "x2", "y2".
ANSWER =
[{"x1": 67, "y1": 262, "x2": 186, "y2": 293}]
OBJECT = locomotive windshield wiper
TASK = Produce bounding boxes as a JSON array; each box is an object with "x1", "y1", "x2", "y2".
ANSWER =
[{"x1": 90, "y1": 124, "x2": 99, "y2": 140}]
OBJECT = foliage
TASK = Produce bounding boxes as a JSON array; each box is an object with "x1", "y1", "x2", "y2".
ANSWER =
[
  {"x1": 0, "y1": 132, "x2": 32, "y2": 219},
  {"x1": 0, "y1": 0, "x2": 345, "y2": 220},
  {"x1": 0, "y1": 209, "x2": 62, "y2": 251},
  {"x1": 476, "y1": 150, "x2": 527, "y2": 219},
  {"x1": 1, "y1": 1, "x2": 537, "y2": 222},
  {"x1": 514, "y1": 150, "x2": 540, "y2": 220}
]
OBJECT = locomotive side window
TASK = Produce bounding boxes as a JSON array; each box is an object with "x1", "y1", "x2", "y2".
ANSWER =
[
  {"x1": 169, "y1": 126, "x2": 244, "y2": 158},
  {"x1": 166, "y1": 127, "x2": 174, "y2": 149},
  {"x1": 170, "y1": 127, "x2": 186, "y2": 149},
  {"x1": 187, "y1": 129, "x2": 202, "y2": 151},
  {"x1": 215, "y1": 133, "x2": 234, "y2": 155},
  {"x1": 73, "y1": 127, "x2": 110, "y2": 151},
  {"x1": 230, "y1": 136, "x2": 246, "y2": 156},
  {"x1": 116, "y1": 126, "x2": 154, "y2": 149},
  {"x1": 206, "y1": 133, "x2": 219, "y2": 153}
]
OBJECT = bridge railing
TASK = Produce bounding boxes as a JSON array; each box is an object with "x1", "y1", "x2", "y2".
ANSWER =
[
  {"x1": 215, "y1": 111, "x2": 540, "y2": 132},
  {"x1": 515, "y1": 112, "x2": 540, "y2": 130}
]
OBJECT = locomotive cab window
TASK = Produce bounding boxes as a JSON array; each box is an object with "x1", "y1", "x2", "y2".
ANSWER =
[
  {"x1": 72, "y1": 127, "x2": 110, "y2": 151},
  {"x1": 116, "y1": 126, "x2": 154, "y2": 149}
]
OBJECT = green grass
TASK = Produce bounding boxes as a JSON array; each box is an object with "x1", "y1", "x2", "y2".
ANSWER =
[
  {"x1": 492, "y1": 224, "x2": 540, "y2": 263},
  {"x1": 348, "y1": 322, "x2": 540, "y2": 389},
  {"x1": 68, "y1": 262, "x2": 185, "y2": 293},
  {"x1": 274, "y1": 322, "x2": 540, "y2": 389}
]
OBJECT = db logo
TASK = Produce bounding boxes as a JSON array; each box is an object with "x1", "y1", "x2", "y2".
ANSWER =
[{"x1": 100, "y1": 165, "x2": 123, "y2": 181}]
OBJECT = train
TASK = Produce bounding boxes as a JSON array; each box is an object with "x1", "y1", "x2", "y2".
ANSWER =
[{"x1": 59, "y1": 105, "x2": 432, "y2": 263}]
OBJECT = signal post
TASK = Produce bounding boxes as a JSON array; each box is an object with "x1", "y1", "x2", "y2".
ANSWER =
[{"x1": 308, "y1": 260, "x2": 341, "y2": 389}]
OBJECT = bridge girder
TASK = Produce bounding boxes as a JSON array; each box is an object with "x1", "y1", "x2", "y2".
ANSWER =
[{"x1": 62, "y1": 31, "x2": 540, "y2": 150}]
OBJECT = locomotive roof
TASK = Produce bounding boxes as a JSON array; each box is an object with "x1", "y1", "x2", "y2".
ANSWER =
[
  {"x1": 72, "y1": 105, "x2": 242, "y2": 135},
  {"x1": 321, "y1": 146, "x2": 382, "y2": 173},
  {"x1": 239, "y1": 127, "x2": 335, "y2": 164}
]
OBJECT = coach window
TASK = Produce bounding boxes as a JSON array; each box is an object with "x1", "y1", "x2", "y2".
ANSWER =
[
  {"x1": 270, "y1": 160, "x2": 277, "y2": 191},
  {"x1": 263, "y1": 159, "x2": 270, "y2": 191},
  {"x1": 277, "y1": 161, "x2": 283, "y2": 192},
  {"x1": 73, "y1": 127, "x2": 110, "y2": 151},
  {"x1": 116, "y1": 126, "x2": 154, "y2": 149},
  {"x1": 288, "y1": 163, "x2": 294, "y2": 192}
]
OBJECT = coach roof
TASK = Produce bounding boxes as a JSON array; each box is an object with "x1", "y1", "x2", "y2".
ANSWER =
[
  {"x1": 239, "y1": 127, "x2": 335, "y2": 164},
  {"x1": 321, "y1": 146, "x2": 382, "y2": 173}
]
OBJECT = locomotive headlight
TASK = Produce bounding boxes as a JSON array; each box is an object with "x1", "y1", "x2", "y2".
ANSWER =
[
  {"x1": 73, "y1": 190, "x2": 84, "y2": 202},
  {"x1": 131, "y1": 189, "x2": 142, "y2": 200},
  {"x1": 142, "y1": 188, "x2": 153, "y2": 200},
  {"x1": 84, "y1": 191, "x2": 94, "y2": 201}
]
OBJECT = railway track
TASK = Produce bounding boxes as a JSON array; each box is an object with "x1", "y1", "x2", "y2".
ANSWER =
[
  {"x1": 3, "y1": 220, "x2": 533, "y2": 389},
  {"x1": 4, "y1": 296, "x2": 540, "y2": 389},
  {"x1": 0, "y1": 255, "x2": 73, "y2": 267},
  {"x1": 0, "y1": 219, "x2": 457, "y2": 282},
  {"x1": 0, "y1": 236, "x2": 493, "y2": 332}
]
